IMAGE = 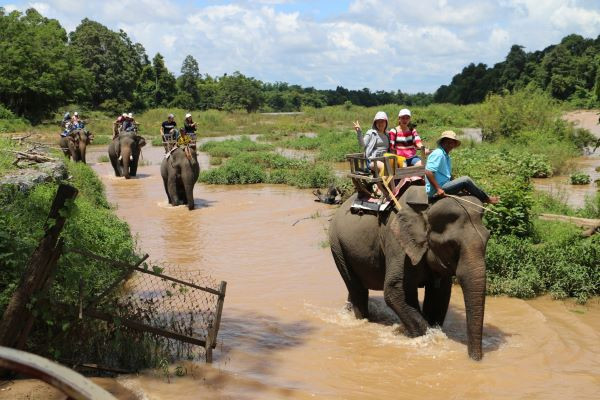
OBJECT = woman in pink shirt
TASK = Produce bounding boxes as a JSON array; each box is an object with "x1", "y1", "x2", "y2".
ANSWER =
[{"x1": 389, "y1": 108, "x2": 428, "y2": 166}]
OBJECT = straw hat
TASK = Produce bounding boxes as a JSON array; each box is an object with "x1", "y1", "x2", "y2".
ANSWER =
[{"x1": 437, "y1": 130, "x2": 461, "y2": 146}]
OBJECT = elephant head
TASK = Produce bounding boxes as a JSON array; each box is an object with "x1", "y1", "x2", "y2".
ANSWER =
[
  {"x1": 329, "y1": 185, "x2": 490, "y2": 360},
  {"x1": 108, "y1": 132, "x2": 146, "y2": 179},
  {"x1": 160, "y1": 146, "x2": 200, "y2": 210},
  {"x1": 59, "y1": 129, "x2": 92, "y2": 163},
  {"x1": 390, "y1": 188, "x2": 489, "y2": 360}
]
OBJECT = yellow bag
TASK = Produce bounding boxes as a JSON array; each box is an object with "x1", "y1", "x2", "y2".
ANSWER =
[{"x1": 378, "y1": 153, "x2": 405, "y2": 176}]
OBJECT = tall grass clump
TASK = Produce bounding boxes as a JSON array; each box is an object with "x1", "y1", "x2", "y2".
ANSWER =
[
  {"x1": 199, "y1": 150, "x2": 336, "y2": 188},
  {"x1": 199, "y1": 136, "x2": 273, "y2": 157},
  {"x1": 486, "y1": 226, "x2": 599, "y2": 303},
  {"x1": 0, "y1": 105, "x2": 29, "y2": 133}
]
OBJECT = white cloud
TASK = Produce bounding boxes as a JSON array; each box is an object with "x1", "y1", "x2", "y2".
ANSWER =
[
  {"x1": 2, "y1": 4, "x2": 19, "y2": 12},
  {"x1": 28, "y1": 2, "x2": 49, "y2": 14},
  {"x1": 550, "y1": 5, "x2": 600, "y2": 36},
  {"x1": 4, "y1": 0, "x2": 600, "y2": 92}
]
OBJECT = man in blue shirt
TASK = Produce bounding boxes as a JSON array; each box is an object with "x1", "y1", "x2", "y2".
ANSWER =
[{"x1": 425, "y1": 130, "x2": 499, "y2": 204}]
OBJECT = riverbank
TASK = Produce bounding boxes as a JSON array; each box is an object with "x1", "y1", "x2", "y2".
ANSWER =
[{"x1": 0, "y1": 136, "x2": 163, "y2": 373}]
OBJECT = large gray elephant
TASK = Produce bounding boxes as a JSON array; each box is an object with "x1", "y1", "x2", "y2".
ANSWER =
[
  {"x1": 160, "y1": 146, "x2": 200, "y2": 210},
  {"x1": 329, "y1": 186, "x2": 490, "y2": 360},
  {"x1": 107, "y1": 131, "x2": 146, "y2": 179},
  {"x1": 58, "y1": 129, "x2": 92, "y2": 163}
]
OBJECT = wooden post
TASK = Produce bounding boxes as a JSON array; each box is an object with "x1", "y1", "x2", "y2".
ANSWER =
[
  {"x1": 205, "y1": 281, "x2": 227, "y2": 363},
  {"x1": 0, "y1": 184, "x2": 78, "y2": 349}
]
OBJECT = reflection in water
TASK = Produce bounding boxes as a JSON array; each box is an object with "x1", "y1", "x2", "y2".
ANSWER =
[{"x1": 84, "y1": 144, "x2": 600, "y2": 400}]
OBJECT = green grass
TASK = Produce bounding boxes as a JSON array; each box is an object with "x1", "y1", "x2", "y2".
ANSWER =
[
  {"x1": 199, "y1": 136, "x2": 273, "y2": 157},
  {"x1": 199, "y1": 151, "x2": 336, "y2": 188},
  {"x1": 0, "y1": 137, "x2": 18, "y2": 175}
]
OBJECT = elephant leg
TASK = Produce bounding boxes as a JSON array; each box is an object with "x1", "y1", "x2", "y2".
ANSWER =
[
  {"x1": 383, "y1": 259, "x2": 429, "y2": 337},
  {"x1": 130, "y1": 150, "x2": 139, "y2": 176},
  {"x1": 162, "y1": 176, "x2": 172, "y2": 204},
  {"x1": 422, "y1": 276, "x2": 452, "y2": 327},
  {"x1": 109, "y1": 154, "x2": 122, "y2": 176},
  {"x1": 330, "y1": 245, "x2": 369, "y2": 319},
  {"x1": 167, "y1": 173, "x2": 180, "y2": 205}
]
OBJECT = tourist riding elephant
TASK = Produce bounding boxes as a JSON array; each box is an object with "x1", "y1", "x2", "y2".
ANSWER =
[
  {"x1": 160, "y1": 146, "x2": 200, "y2": 210},
  {"x1": 108, "y1": 131, "x2": 146, "y2": 179},
  {"x1": 329, "y1": 186, "x2": 490, "y2": 360},
  {"x1": 58, "y1": 128, "x2": 92, "y2": 163}
]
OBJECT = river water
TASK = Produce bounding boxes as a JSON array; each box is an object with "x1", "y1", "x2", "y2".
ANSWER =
[{"x1": 83, "y1": 145, "x2": 599, "y2": 400}]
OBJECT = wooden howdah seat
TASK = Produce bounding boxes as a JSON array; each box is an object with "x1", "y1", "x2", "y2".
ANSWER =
[
  {"x1": 346, "y1": 153, "x2": 426, "y2": 197},
  {"x1": 162, "y1": 132, "x2": 197, "y2": 152}
]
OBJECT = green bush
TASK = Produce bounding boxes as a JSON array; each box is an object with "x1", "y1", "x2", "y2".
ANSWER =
[
  {"x1": 570, "y1": 172, "x2": 591, "y2": 185},
  {"x1": 199, "y1": 136, "x2": 273, "y2": 158},
  {"x1": 199, "y1": 149, "x2": 336, "y2": 189},
  {"x1": 486, "y1": 230, "x2": 599, "y2": 303},
  {"x1": 475, "y1": 87, "x2": 560, "y2": 141},
  {"x1": 0, "y1": 104, "x2": 30, "y2": 133},
  {"x1": 199, "y1": 156, "x2": 267, "y2": 184}
]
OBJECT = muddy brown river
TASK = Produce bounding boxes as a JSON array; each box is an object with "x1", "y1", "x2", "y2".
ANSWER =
[{"x1": 73, "y1": 144, "x2": 600, "y2": 400}]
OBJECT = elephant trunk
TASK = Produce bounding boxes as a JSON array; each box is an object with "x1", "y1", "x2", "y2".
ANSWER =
[
  {"x1": 456, "y1": 252, "x2": 486, "y2": 361},
  {"x1": 122, "y1": 147, "x2": 132, "y2": 179},
  {"x1": 183, "y1": 169, "x2": 195, "y2": 210},
  {"x1": 79, "y1": 139, "x2": 87, "y2": 164}
]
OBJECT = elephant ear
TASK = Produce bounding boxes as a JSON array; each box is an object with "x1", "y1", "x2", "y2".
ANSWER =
[
  {"x1": 135, "y1": 135, "x2": 147, "y2": 147},
  {"x1": 388, "y1": 186, "x2": 429, "y2": 265}
]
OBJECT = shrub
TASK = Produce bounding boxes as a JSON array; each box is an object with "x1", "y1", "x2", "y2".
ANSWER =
[
  {"x1": 199, "y1": 136, "x2": 273, "y2": 158},
  {"x1": 486, "y1": 231, "x2": 599, "y2": 303},
  {"x1": 199, "y1": 156, "x2": 267, "y2": 184},
  {"x1": 570, "y1": 172, "x2": 591, "y2": 185},
  {"x1": 476, "y1": 87, "x2": 559, "y2": 141}
]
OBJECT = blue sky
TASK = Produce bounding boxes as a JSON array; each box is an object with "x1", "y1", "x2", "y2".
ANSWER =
[{"x1": 3, "y1": 0, "x2": 600, "y2": 93}]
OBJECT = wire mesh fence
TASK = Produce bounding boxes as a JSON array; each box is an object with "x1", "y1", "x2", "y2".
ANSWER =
[{"x1": 64, "y1": 249, "x2": 226, "y2": 365}]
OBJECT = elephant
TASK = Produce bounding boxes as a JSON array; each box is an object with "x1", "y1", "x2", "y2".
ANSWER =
[
  {"x1": 329, "y1": 186, "x2": 490, "y2": 360},
  {"x1": 107, "y1": 131, "x2": 146, "y2": 179},
  {"x1": 160, "y1": 146, "x2": 200, "y2": 210},
  {"x1": 58, "y1": 128, "x2": 92, "y2": 163}
]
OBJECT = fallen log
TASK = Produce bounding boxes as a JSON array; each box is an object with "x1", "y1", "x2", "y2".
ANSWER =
[{"x1": 539, "y1": 213, "x2": 600, "y2": 236}]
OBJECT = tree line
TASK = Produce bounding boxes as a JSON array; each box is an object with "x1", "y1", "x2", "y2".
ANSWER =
[
  {"x1": 435, "y1": 34, "x2": 600, "y2": 106},
  {"x1": 2, "y1": 7, "x2": 600, "y2": 123},
  {"x1": 0, "y1": 8, "x2": 432, "y2": 123}
]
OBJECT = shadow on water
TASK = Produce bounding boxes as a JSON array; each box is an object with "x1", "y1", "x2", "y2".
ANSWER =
[
  {"x1": 214, "y1": 309, "x2": 317, "y2": 374},
  {"x1": 366, "y1": 295, "x2": 509, "y2": 355}
]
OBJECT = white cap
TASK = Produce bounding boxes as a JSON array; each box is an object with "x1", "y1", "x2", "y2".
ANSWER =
[
  {"x1": 373, "y1": 111, "x2": 388, "y2": 122},
  {"x1": 73, "y1": 111, "x2": 79, "y2": 116},
  {"x1": 122, "y1": 113, "x2": 127, "y2": 117},
  {"x1": 399, "y1": 108, "x2": 411, "y2": 117},
  {"x1": 185, "y1": 113, "x2": 192, "y2": 118},
  {"x1": 128, "y1": 113, "x2": 133, "y2": 118}
]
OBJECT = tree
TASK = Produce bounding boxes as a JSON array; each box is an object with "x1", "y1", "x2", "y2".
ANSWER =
[
  {"x1": 175, "y1": 55, "x2": 201, "y2": 108},
  {"x1": 0, "y1": 8, "x2": 91, "y2": 121},
  {"x1": 152, "y1": 53, "x2": 177, "y2": 107},
  {"x1": 69, "y1": 19, "x2": 146, "y2": 108},
  {"x1": 216, "y1": 72, "x2": 263, "y2": 112}
]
